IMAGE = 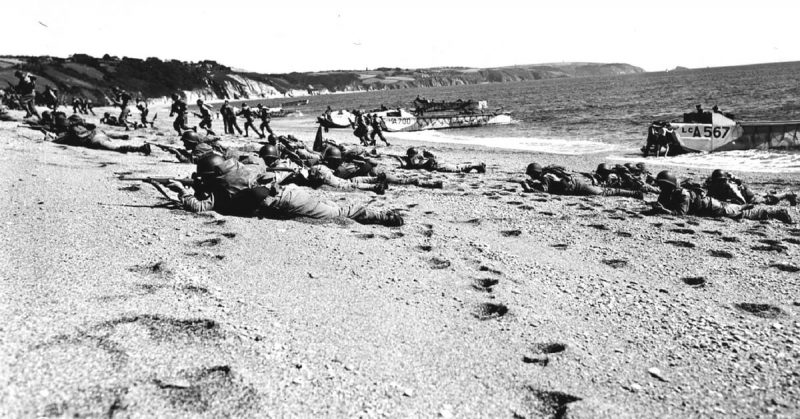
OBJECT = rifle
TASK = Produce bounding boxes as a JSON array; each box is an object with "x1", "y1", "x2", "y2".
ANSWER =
[
  {"x1": 145, "y1": 141, "x2": 181, "y2": 152},
  {"x1": 119, "y1": 176, "x2": 196, "y2": 186}
]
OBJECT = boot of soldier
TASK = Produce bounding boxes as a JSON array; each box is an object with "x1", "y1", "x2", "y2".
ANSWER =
[
  {"x1": 118, "y1": 144, "x2": 151, "y2": 155},
  {"x1": 350, "y1": 208, "x2": 403, "y2": 226},
  {"x1": 742, "y1": 208, "x2": 793, "y2": 224}
]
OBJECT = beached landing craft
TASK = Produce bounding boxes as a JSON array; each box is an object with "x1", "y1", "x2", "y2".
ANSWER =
[{"x1": 644, "y1": 110, "x2": 800, "y2": 155}]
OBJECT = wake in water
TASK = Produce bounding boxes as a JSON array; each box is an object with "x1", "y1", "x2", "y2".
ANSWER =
[
  {"x1": 610, "y1": 149, "x2": 800, "y2": 173},
  {"x1": 389, "y1": 130, "x2": 617, "y2": 155}
]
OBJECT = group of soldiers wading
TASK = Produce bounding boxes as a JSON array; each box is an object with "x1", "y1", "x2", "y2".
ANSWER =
[{"x1": 4, "y1": 79, "x2": 797, "y2": 227}]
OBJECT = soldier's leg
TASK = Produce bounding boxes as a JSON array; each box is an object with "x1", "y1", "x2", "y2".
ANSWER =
[
  {"x1": 118, "y1": 106, "x2": 130, "y2": 129},
  {"x1": 173, "y1": 117, "x2": 182, "y2": 135},
  {"x1": 88, "y1": 133, "x2": 150, "y2": 155},
  {"x1": 741, "y1": 206, "x2": 792, "y2": 223},
  {"x1": 231, "y1": 120, "x2": 243, "y2": 135},
  {"x1": 602, "y1": 188, "x2": 643, "y2": 199},
  {"x1": 264, "y1": 186, "x2": 401, "y2": 225},
  {"x1": 434, "y1": 163, "x2": 486, "y2": 173},
  {"x1": 376, "y1": 130, "x2": 390, "y2": 145}
]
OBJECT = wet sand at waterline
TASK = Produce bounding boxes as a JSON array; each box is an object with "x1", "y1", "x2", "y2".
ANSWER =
[{"x1": 1, "y1": 108, "x2": 798, "y2": 417}]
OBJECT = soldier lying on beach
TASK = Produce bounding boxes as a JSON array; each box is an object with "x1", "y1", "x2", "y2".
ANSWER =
[
  {"x1": 644, "y1": 170, "x2": 793, "y2": 223},
  {"x1": 704, "y1": 169, "x2": 797, "y2": 206},
  {"x1": 390, "y1": 147, "x2": 486, "y2": 174},
  {"x1": 259, "y1": 144, "x2": 387, "y2": 194},
  {"x1": 30, "y1": 112, "x2": 151, "y2": 155},
  {"x1": 153, "y1": 131, "x2": 261, "y2": 165},
  {"x1": 152, "y1": 154, "x2": 404, "y2": 226},
  {"x1": 519, "y1": 163, "x2": 642, "y2": 198},
  {"x1": 591, "y1": 163, "x2": 660, "y2": 194}
]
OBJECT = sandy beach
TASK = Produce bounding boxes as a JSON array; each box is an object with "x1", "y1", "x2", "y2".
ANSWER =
[{"x1": 1, "y1": 107, "x2": 798, "y2": 418}]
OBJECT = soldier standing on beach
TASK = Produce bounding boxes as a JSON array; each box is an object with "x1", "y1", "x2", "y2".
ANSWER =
[
  {"x1": 72, "y1": 97, "x2": 84, "y2": 114},
  {"x1": 194, "y1": 99, "x2": 216, "y2": 136},
  {"x1": 43, "y1": 85, "x2": 59, "y2": 111},
  {"x1": 109, "y1": 86, "x2": 132, "y2": 130},
  {"x1": 220, "y1": 100, "x2": 232, "y2": 134},
  {"x1": 256, "y1": 104, "x2": 274, "y2": 136},
  {"x1": 170, "y1": 93, "x2": 194, "y2": 135},
  {"x1": 237, "y1": 103, "x2": 264, "y2": 138},
  {"x1": 83, "y1": 98, "x2": 96, "y2": 115},
  {"x1": 136, "y1": 99, "x2": 155, "y2": 128},
  {"x1": 13, "y1": 71, "x2": 40, "y2": 119},
  {"x1": 369, "y1": 113, "x2": 390, "y2": 146},
  {"x1": 647, "y1": 170, "x2": 792, "y2": 223}
]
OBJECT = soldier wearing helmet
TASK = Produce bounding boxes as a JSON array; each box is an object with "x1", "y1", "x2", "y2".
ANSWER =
[
  {"x1": 13, "y1": 70, "x2": 39, "y2": 119},
  {"x1": 650, "y1": 170, "x2": 792, "y2": 223},
  {"x1": 590, "y1": 162, "x2": 659, "y2": 194},
  {"x1": 257, "y1": 104, "x2": 274, "y2": 136},
  {"x1": 392, "y1": 147, "x2": 486, "y2": 174},
  {"x1": 704, "y1": 169, "x2": 797, "y2": 206},
  {"x1": 236, "y1": 103, "x2": 264, "y2": 139},
  {"x1": 108, "y1": 86, "x2": 132, "y2": 130},
  {"x1": 158, "y1": 155, "x2": 403, "y2": 226},
  {"x1": 169, "y1": 93, "x2": 194, "y2": 134},
  {"x1": 193, "y1": 99, "x2": 216, "y2": 136},
  {"x1": 520, "y1": 162, "x2": 642, "y2": 198},
  {"x1": 368, "y1": 113, "x2": 390, "y2": 146},
  {"x1": 48, "y1": 112, "x2": 151, "y2": 155}
]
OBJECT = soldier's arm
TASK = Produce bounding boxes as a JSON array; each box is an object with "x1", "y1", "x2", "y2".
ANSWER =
[{"x1": 176, "y1": 188, "x2": 215, "y2": 213}]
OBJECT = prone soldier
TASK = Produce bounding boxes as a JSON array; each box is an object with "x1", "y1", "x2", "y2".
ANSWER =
[
  {"x1": 391, "y1": 147, "x2": 486, "y2": 174},
  {"x1": 155, "y1": 154, "x2": 404, "y2": 226},
  {"x1": 705, "y1": 169, "x2": 797, "y2": 206},
  {"x1": 646, "y1": 170, "x2": 792, "y2": 223},
  {"x1": 521, "y1": 162, "x2": 642, "y2": 198}
]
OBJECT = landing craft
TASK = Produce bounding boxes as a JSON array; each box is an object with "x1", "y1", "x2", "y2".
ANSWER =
[
  {"x1": 317, "y1": 99, "x2": 512, "y2": 132},
  {"x1": 643, "y1": 110, "x2": 800, "y2": 155}
]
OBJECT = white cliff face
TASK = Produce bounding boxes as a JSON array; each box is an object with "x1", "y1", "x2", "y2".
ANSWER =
[{"x1": 223, "y1": 75, "x2": 282, "y2": 99}]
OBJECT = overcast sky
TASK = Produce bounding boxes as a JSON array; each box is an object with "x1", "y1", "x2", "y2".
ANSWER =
[{"x1": 2, "y1": 0, "x2": 797, "y2": 73}]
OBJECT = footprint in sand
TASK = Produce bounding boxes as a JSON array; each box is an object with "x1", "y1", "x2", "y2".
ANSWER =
[
  {"x1": 734, "y1": 303, "x2": 784, "y2": 318},
  {"x1": 540, "y1": 211, "x2": 555, "y2": 216},
  {"x1": 501, "y1": 229, "x2": 522, "y2": 237},
  {"x1": 666, "y1": 240, "x2": 696, "y2": 248},
  {"x1": 416, "y1": 245, "x2": 433, "y2": 252},
  {"x1": 479, "y1": 265, "x2": 503, "y2": 276},
  {"x1": 709, "y1": 249, "x2": 734, "y2": 259},
  {"x1": 472, "y1": 278, "x2": 499, "y2": 292},
  {"x1": 519, "y1": 205, "x2": 536, "y2": 211},
  {"x1": 671, "y1": 228, "x2": 696, "y2": 235},
  {"x1": 118, "y1": 185, "x2": 141, "y2": 192},
  {"x1": 428, "y1": 257, "x2": 451, "y2": 270},
  {"x1": 587, "y1": 224, "x2": 609, "y2": 231},
  {"x1": 770, "y1": 263, "x2": 800, "y2": 273},
  {"x1": 602, "y1": 259, "x2": 628, "y2": 268},
  {"x1": 354, "y1": 233, "x2": 376, "y2": 240},
  {"x1": 196, "y1": 237, "x2": 222, "y2": 247},
  {"x1": 783, "y1": 238, "x2": 800, "y2": 245},
  {"x1": 551, "y1": 243, "x2": 569, "y2": 250},
  {"x1": 616, "y1": 231, "x2": 632, "y2": 238},
  {"x1": 523, "y1": 389, "x2": 582, "y2": 417},
  {"x1": 721, "y1": 236, "x2": 740, "y2": 243},
  {"x1": 473, "y1": 303, "x2": 509, "y2": 320},
  {"x1": 681, "y1": 276, "x2": 707, "y2": 287},
  {"x1": 153, "y1": 365, "x2": 262, "y2": 416},
  {"x1": 752, "y1": 244, "x2": 788, "y2": 253}
]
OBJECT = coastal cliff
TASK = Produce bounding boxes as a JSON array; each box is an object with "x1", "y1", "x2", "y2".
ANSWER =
[{"x1": 0, "y1": 54, "x2": 643, "y2": 104}]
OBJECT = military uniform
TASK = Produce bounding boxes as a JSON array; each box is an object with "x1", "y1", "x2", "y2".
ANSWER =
[
  {"x1": 706, "y1": 176, "x2": 796, "y2": 206},
  {"x1": 527, "y1": 166, "x2": 641, "y2": 198},
  {"x1": 657, "y1": 187, "x2": 791, "y2": 223},
  {"x1": 177, "y1": 158, "x2": 401, "y2": 225},
  {"x1": 51, "y1": 114, "x2": 150, "y2": 154},
  {"x1": 15, "y1": 73, "x2": 39, "y2": 119},
  {"x1": 170, "y1": 98, "x2": 192, "y2": 134},
  {"x1": 258, "y1": 107, "x2": 273, "y2": 135},
  {"x1": 237, "y1": 105, "x2": 263, "y2": 138},
  {"x1": 399, "y1": 149, "x2": 485, "y2": 173},
  {"x1": 196, "y1": 103, "x2": 216, "y2": 135}
]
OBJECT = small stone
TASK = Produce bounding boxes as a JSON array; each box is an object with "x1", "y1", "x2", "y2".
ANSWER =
[
  {"x1": 772, "y1": 323, "x2": 783, "y2": 330},
  {"x1": 402, "y1": 388, "x2": 413, "y2": 397},
  {"x1": 629, "y1": 383, "x2": 643, "y2": 393},
  {"x1": 648, "y1": 367, "x2": 669, "y2": 382}
]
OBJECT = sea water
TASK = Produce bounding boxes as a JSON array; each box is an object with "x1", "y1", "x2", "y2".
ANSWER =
[{"x1": 242, "y1": 61, "x2": 800, "y2": 172}]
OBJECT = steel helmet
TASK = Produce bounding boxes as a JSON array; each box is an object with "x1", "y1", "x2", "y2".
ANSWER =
[
  {"x1": 181, "y1": 131, "x2": 202, "y2": 145},
  {"x1": 406, "y1": 147, "x2": 418, "y2": 157},
  {"x1": 624, "y1": 163, "x2": 636, "y2": 172},
  {"x1": 656, "y1": 170, "x2": 678, "y2": 188},
  {"x1": 526, "y1": 163, "x2": 543, "y2": 177},
  {"x1": 259, "y1": 144, "x2": 280, "y2": 162},
  {"x1": 196, "y1": 99, "x2": 203, "y2": 105},
  {"x1": 323, "y1": 146, "x2": 342, "y2": 163},
  {"x1": 171, "y1": 93, "x2": 179, "y2": 100},
  {"x1": 196, "y1": 154, "x2": 225, "y2": 177},
  {"x1": 711, "y1": 169, "x2": 727, "y2": 180},
  {"x1": 596, "y1": 163, "x2": 611, "y2": 174}
]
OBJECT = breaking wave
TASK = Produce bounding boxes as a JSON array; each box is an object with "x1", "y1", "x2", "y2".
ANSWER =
[
  {"x1": 610, "y1": 149, "x2": 800, "y2": 173},
  {"x1": 389, "y1": 130, "x2": 617, "y2": 155}
]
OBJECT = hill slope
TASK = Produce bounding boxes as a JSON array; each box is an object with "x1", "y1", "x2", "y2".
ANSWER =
[{"x1": 0, "y1": 54, "x2": 643, "y2": 104}]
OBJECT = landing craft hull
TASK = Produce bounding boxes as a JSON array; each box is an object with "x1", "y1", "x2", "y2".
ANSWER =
[
  {"x1": 379, "y1": 112, "x2": 512, "y2": 132},
  {"x1": 673, "y1": 121, "x2": 800, "y2": 152}
]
